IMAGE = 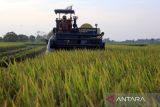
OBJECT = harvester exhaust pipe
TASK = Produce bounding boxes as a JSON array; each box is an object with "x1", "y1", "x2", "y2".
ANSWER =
[{"x1": 73, "y1": 16, "x2": 78, "y2": 28}]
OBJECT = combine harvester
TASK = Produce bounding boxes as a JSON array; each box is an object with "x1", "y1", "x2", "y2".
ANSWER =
[{"x1": 47, "y1": 7, "x2": 105, "y2": 51}]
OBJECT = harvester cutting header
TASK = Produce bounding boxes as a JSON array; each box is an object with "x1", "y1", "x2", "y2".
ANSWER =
[{"x1": 47, "y1": 6, "x2": 105, "y2": 51}]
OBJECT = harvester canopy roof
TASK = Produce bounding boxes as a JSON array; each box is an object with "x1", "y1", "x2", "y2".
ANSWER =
[{"x1": 55, "y1": 9, "x2": 75, "y2": 14}]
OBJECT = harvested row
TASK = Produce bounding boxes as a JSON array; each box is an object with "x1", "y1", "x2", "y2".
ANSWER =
[
  {"x1": 0, "y1": 42, "x2": 26, "y2": 47},
  {"x1": 0, "y1": 44, "x2": 28, "y2": 52},
  {"x1": 0, "y1": 46, "x2": 46, "y2": 67},
  {"x1": 0, "y1": 46, "x2": 34, "y2": 58},
  {"x1": 0, "y1": 42, "x2": 45, "y2": 52},
  {"x1": 0, "y1": 42, "x2": 46, "y2": 67}
]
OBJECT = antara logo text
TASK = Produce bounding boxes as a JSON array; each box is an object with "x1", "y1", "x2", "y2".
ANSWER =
[
  {"x1": 116, "y1": 96, "x2": 146, "y2": 102},
  {"x1": 106, "y1": 95, "x2": 146, "y2": 104}
]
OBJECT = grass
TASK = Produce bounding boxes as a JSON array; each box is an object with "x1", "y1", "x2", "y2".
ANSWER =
[{"x1": 0, "y1": 44, "x2": 160, "y2": 107}]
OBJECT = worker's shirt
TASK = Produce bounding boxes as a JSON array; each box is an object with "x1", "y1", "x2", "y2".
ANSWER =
[{"x1": 60, "y1": 21, "x2": 69, "y2": 32}]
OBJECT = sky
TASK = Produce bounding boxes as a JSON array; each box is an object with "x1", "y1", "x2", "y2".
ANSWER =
[{"x1": 0, "y1": 0, "x2": 160, "y2": 41}]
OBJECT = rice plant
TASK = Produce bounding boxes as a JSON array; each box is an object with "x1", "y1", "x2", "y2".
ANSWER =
[{"x1": 0, "y1": 44, "x2": 160, "y2": 107}]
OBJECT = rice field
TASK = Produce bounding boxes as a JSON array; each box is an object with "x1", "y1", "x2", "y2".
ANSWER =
[
  {"x1": 0, "y1": 42, "x2": 26, "y2": 47},
  {"x1": 0, "y1": 44, "x2": 160, "y2": 107}
]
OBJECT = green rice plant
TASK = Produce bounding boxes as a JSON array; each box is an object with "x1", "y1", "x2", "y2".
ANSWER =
[{"x1": 0, "y1": 44, "x2": 160, "y2": 107}]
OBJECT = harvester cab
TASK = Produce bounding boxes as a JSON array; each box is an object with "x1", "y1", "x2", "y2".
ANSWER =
[{"x1": 47, "y1": 7, "x2": 105, "y2": 51}]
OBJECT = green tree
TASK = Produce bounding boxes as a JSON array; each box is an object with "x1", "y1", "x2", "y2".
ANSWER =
[
  {"x1": 36, "y1": 35, "x2": 45, "y2": 42},
  {"x1": 47, "y1": 31, "x2": 54, "y2": 40},
  {"x1": 29, "y1": 35, "x2": 36, "y2": 42},
  {"x1": 18, "y1": 34, "x2": 29, "y2": 42},
  {"x1": 0, "y1": 37, "x2": 3, "y2": 41},
  {"x1": 3, "y1": 32, "x2": 18, "y2": 42}
]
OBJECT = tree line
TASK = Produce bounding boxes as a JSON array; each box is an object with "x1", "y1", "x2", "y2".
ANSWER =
[
  {"x1": 0, "y1": 32, "x2": 47, "y2": 42},
  {"x1": 103, "y1": 38, "x2": 160, "y2": 44}
]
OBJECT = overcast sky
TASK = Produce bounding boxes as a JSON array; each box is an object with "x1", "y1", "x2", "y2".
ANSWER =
[{"x1": 0, "y1": 0, "x2": 160, "y2": 41}]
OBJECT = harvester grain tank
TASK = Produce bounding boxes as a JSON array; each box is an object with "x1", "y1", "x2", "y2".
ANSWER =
[{"x1": 47, "y1": 7, "x2": 105, "y2": 51}]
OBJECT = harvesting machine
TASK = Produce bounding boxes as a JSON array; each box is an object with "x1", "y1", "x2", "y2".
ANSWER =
[{"x1": 47, "y1": 7, "x2": 105, "y2": 51}]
